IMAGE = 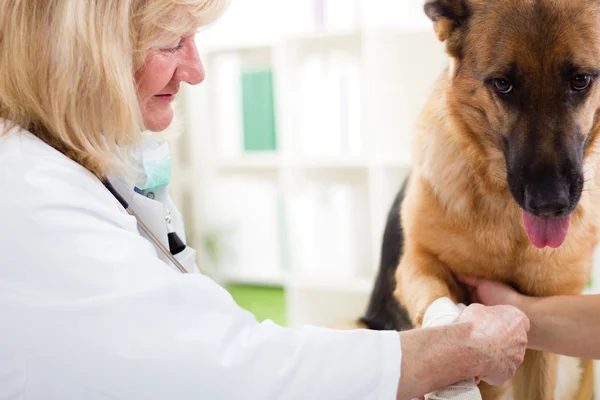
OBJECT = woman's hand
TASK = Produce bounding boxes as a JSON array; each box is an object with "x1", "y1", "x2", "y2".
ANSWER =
[
  {"x1": 397, "y1": 302, "x2": 529, "y2": 400},
  {"x1": 457, "y1": 303, "x2": 530, "y2": 386},
  {"x1": 459, "y1": 276, "x2": 525, "y2": 308}
]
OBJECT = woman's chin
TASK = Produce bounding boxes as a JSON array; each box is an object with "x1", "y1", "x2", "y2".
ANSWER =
[{"x1": 143, "y1": 108, "x2": 174, "y2": 132}]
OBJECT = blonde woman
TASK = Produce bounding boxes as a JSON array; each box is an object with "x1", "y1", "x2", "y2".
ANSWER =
[{"x1": 0, "y1": 1, "x2": 529, "y2": 399}]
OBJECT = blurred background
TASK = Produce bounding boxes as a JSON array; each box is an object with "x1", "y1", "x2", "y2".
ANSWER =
[
  {"x1": 164, "y1": 0, "x2": 600, "y2": 391},
  {"x1": 167, "y1": 0, "x2": 448, "y2": 329}
]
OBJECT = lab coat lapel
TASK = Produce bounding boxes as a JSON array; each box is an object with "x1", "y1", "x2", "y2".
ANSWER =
[{"x1": 109, "y1": 177, "x2": 172, "y2": 266}]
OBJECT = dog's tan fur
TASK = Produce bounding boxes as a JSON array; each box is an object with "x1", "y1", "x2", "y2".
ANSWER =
[{"x1": 393, "y1": 0, "x2": 600, "y2": 398}]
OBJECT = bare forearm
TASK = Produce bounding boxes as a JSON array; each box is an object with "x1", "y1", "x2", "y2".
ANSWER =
[
  {"x1": 521, "y1": 294, "x2": 600, "y2": 358},
  {"x1": 396, "y1": 323, "x2": 484, "y2": 399}
]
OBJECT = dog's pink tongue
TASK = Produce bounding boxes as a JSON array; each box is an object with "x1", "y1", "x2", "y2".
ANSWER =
[{"x1": 522, "y1": 212, "x2": 570, "y2": 249}]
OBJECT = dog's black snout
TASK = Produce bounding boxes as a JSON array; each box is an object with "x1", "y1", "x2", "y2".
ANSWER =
[{"x1": 523, "y1": 184, "x2": 570, "y2": 216}]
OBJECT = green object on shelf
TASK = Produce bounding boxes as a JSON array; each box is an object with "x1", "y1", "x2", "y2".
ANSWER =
[
  {"x1": 240, "y1": 68, "x2": 277, "y2": 152},
  {"x1": 226, "y1": 284, "x2": 286, "y2": 326}
]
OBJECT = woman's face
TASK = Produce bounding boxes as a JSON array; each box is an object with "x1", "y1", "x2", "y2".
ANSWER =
[{"x1": 135, "y1": 34, "x2": 205, "y2": 131}]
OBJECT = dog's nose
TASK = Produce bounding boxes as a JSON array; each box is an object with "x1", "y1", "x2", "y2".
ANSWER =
[{"x1": 524, "y1": 184, "x2": 570, "y2": 216}]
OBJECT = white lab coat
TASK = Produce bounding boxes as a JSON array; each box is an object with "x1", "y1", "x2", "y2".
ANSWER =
[{"x1": 0, "y1": 124, "x2": 402, "y2": 399}]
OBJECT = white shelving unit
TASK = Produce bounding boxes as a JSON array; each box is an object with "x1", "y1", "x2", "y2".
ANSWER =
[{"x1": 168, "y1": 0, "x2": 448, "y2": 329}]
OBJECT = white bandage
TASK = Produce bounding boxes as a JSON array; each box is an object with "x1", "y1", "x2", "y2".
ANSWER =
[
  {"x1": 421, "y1": 297, "x2": 482, "y2": 400},
  {"x1": 422, "y1": 297, "x2": 466, "y2": 327}
]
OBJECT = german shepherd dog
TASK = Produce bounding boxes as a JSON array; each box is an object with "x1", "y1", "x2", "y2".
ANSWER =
[{"x1": 358, "y1": 0, "x2": 600, "y2": 398}]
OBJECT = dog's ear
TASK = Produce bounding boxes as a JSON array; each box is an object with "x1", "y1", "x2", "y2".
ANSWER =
[{"x1": 424, "y1": 0, "x2": 470, "y2": 44}]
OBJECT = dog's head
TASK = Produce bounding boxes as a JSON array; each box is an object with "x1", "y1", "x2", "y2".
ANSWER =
[{"x1": 425, "y1": 0, "x2": 600, "y2": 248}]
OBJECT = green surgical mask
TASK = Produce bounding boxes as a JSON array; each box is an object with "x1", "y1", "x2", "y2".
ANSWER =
[{"x1": 132, "y1": 136, "x2": 172, "y2": 192}]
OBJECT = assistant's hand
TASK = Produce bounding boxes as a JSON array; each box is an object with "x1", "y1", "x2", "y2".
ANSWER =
[
  {"x1": 457, "y1": 303, "x2": 530, "y2": 386},
  {"x1": 459, "y1": 276, "x2": 524, "y2": 307}
]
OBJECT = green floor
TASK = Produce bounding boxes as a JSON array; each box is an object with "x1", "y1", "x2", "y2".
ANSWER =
[{"x1": 226, "y1": 284, "x2": 286, "y2": 326}]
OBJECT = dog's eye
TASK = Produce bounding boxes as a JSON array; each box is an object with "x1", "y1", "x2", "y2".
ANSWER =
[
  {"x1": 493, "y1": 78, "x2": 513, "y2": 94},
  {"x1": 572, "y1": 75, "x2": 592, "y2": 91}
]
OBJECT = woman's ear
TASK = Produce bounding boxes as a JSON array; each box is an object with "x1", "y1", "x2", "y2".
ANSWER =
[{"x1": 424, "y1": 0, "x2": 470, "y2": 42}]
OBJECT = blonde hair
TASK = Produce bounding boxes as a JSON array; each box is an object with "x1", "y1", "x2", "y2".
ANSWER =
[{"x1": 0, "y1": 0, "x2": 228, "y2": 178}]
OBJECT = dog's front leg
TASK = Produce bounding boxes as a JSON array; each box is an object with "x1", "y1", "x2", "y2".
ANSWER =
[
  {"x1": 478, "y1": 381, "x2": 511, "y2": 400},
  {"x1": 393, "y1": 245, "x2": 463, "y2": 327},
  {"x1": 512, "y1": 350, "x2": 558, "y2": 400}
]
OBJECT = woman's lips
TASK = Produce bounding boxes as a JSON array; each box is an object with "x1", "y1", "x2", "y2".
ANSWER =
[{"x1": 154, "y1": 94, "x2": 175, "y2": 102}]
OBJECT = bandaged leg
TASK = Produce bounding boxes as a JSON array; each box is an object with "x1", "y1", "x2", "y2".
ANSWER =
[{"x1": 422, "y1": 297, "x2": 482, "y2": 400}]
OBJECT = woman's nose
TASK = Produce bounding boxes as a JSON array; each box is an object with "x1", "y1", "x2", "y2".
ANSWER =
[{"x1": 176, "y1": 41, "x2": 205, "y2": 85}]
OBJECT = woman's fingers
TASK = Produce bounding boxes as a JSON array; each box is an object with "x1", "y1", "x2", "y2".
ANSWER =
[
  {"x1": 457, "y1": 275, "x2": 480, "y2": 287},
  {"x1": 459, "y1": 276, "x2": 524, "y2": 308}
]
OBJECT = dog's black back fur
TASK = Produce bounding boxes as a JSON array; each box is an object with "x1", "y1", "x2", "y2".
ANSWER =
[{"x1": 358, "y1": 176, "x2": 414, "y2": 331}]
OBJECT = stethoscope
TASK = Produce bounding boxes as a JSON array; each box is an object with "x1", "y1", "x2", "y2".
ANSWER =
[{"x1": 102, "y1": 180, "x2": 189, "y2": 274}]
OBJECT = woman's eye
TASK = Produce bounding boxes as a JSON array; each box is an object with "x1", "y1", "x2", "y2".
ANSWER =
[
  {"x1": 572, "y1": 74, "x2": 592, "y2": 91},
  {"x1": 163, "y1": 38, "x2": 183, "y2": 53},
  {"x1": 493, "y1": 78, "x2": 513, "y2": 94}
]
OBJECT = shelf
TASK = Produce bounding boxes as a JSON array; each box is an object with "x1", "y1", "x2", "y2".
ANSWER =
[
  {"x1": 363, "y1": 24, "x2": 432, "y2": 35},
  {"x1": 219, "y1": 270, "x2": 287, "y2": 287},
  {"x1": 282, "y1": 27, "x2": 362, "y2": 44},
  {"x1": 199, "y1": 24, "x2": 434, "y2": 57},
  {"x1": 214, "y1": 155, "x2": 380, "y2": 171},
  {"x1": 215, "y1": 153, "x2": 281, "y2": 171},
  {"x1": 288, "y1": 275, "x2": 374, "y2": 293},
  {"x1": 199, "y1": 40, "x2": 274, "y2": 55},
  {"x1": 372, "y1": 156, "x2": 413, "y2": 168},
  {"x1": 218, "y1": 270, "x2": 376, "y2": 294},
  {"x1": 198, "y1": 30, "x2": 362, "y2": 56},
  {"x1": 290, "y1": 156, "x2": 369, "y2": 169},
  {"x1": 200, "y1": 29, "x2": 362, "y2": 55},
  {"x1": 212, "y1": 156, "x2": 413, "y2": 172}
]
